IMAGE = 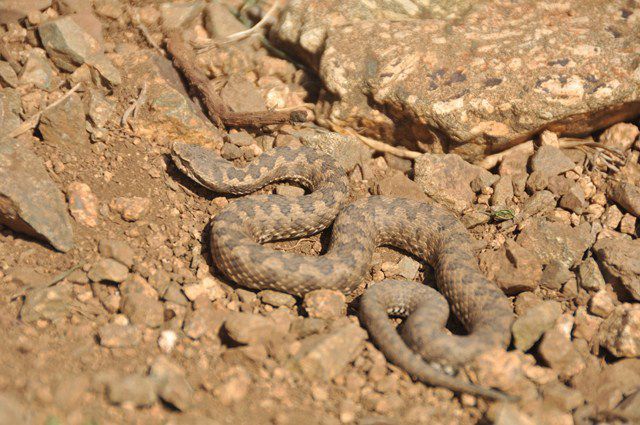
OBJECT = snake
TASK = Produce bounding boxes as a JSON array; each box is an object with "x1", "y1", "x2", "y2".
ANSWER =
[{"x1": 171, "y1": 141, "x2": 515, "y2": 400}]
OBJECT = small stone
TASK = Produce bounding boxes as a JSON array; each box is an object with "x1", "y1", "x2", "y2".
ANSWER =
[
  {"x1": 530, "y1": 145, "x2": 575, "y2": 178},
  {"x1": 38, "y1": 16, "x2": 103, "y2": 72},
  {"x1": 538, "y1": 329, "x2": 585, "y2": 379},
  {"x1": 289, "y1": 322, "x2": 367, "y2": 381},
  {"x1": 106, "y1": 375, "x2": 157, "y2": 407},
  {"x1": 149, "y1": 356, "x2": 193, "y2": 411},
  {"x1": 479, "y1": 241, "x2": 542, "y2": 295},
  {"x1": 224, "y1": 312, "x2": 289, "y2": 345},
  {"x1": 98, "y1": 239, "x2": 135, "y2": 268},
  {"x1": 542, "y1": 380, "x2": 585, "y2": 412},
  {"x1": 88, "y1": 259, "x2": 129, "y2": 283},
  {"x1": 541, "y1": 260, "x2": 572, "y2": 290},
  {"x1": 214, "y1": 369, "x2": 251, "y2": 405},
  {"x1": 86, "y1": 89, "x2": 116, "y2": 128},
  {"x1": 183, "y1": 305, "x2": 227, "y2": 340},
  {"x1": 525, "y1": 170, "x2": 549, "y2": 193},
  {"x1": 620, "y1": 214, "x2": 637, "y2": 236},
  {"x1": 275, "y1": 185, "x2": 305, "y2": 197},
  {"x1": 599, "y1": 304, "x2": 640, "y2": 358},
  {"x1": 18, "y1": 48, "x2": 54, "y2": 90},
  {"x1": 516, "y1": 190, "x2": 556, "y2": 224},
  {"x1": 94, "y1": 0, "x2": 124, "y2": 19},
  {"x1": 220, "y1": 143, "x2": 243, "y2": 160},
  {"x1": 158, "y1": 330, "x2": 177, "y2": 353},
  {"x1": 593, "y1": 237, "x2": 640, "y2": 301},
  {"x1": 220, "y1": 75, "x2": 266, "y2": 113},
  {"x1": 589, "y1": 290, "x2": 615, "y2": 318},
  {"x1": 0, "y1": 61, "x2": 18, "y2": 87},
  {"x1": 303, "y1": 289, "x2": 346, "y2": 319},
  {"x1": 603, "y1": 204, "x2": 624, "y2": 229},
  {"x1": 200, "y1": 276, "x2": 227, "y2": 301},
  {"x1": 375, "y1": 172, "x2": 429, "y2": 202},
  {"x1": 204, "y1": 2, "x2": 246, "y2": 38},
  {"x1": 559, "y1": 183, "x2": 587, "y2": 214},
  {"x1": 612, "y1": 390, "x2": 640, "y2": 421},
  {"x1": 160, "y1": 0, "x2": 204, "y2": 31},
  {"x1": 182, "y1": 283, "x2": 207, "y2": 301},
  {"x1": 395, "y1": 256, "x2": 421, "y2": 280},
  {"x1": 491, "y1": 175, "x2": 513, "y2": 207},
  {"x1": 258, "y1": 290, "x2": 297, "y2": 308},
  {"x1": 121, "y1": 293, "x2": 164, "y2": 328},
  {"x1": 109, "y1": 196, "x2": 150, "y2": 222},
  {"x1": 517, "y1": 219, "x2": 592, "y2": 268},
  {"x1": 98, "y1": 323, "x2": 141, "y2": 348},
  {"x1": 599, "y1": 123, "x2": 639, "y2": 153},
  {"x1": 225, "y1": 131, "x2": 254, "y2": 147},
  {"x1": 573, "y1": 306, "x2": 603, "y2": 343},
  {"x1": 67, "y1": 182, "x2": 99, "y2": 227},
  {"x1": 607, "y1": 181, "x2": 640, "y2": 218},
  {"x1": 512, "y1": 300, "x2": 563, "y2": 351},
  {"x1": 39, "y1": 93, "x2": 88, "y2": 145},
  {"x1": 577, "y1": 257, "x2": 605, "y2": 292},
  {"x1": 20, "y1": 284, "x2": 73, "y2": 323}
]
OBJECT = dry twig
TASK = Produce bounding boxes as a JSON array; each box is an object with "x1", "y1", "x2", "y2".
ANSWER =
[
  {"x1": 339, "y1": 127, "x2": 422, "y2": 159},
  {"x1": 7, "y1": 83, "x2": 82, "y2": 139},
  {"x1": 121, "y1": 81, "x2": 149, "y2": 129}
]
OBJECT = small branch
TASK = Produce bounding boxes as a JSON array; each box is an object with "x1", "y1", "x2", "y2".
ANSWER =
[
  {"x1": 7, "y1": 83, "x2": 82, "y2": 139},
  {"x1": 333, "y1": 124, "x2": 422, "y2": 159},
  {"x1": 165, "y1": 31, "x2": 307, "y2": 128},
  {"x1": 121, "y1": 81, "x2": 149, "y2": 129},
  {"x1": 475, "y1": 141, "x2": 534, "y2": 170}
]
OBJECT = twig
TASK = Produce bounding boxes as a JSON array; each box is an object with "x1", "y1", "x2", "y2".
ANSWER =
[
  {"x1": 475, "y1": 141, "x2": 535, "y2": 170},
  {"x1": 331, "y1": 124, "x2": 421, "y2": 159},
  {"x1": 127, "y1": 6, "x2": 165, "y2": 56},
  {"x1": 121, "y1": 82, "x2": 149, "y2": 129},
  {"x1": 165, "y1": 31, "x2": 307, "y2": 127},
  {"x1": 7, "y1": 83, "x2": 82, "y2": 139}
]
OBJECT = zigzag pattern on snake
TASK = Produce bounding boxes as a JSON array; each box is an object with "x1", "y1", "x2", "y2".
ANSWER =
[{"x1": 171, "y1": 141, "x2": 515, "y2": 400}]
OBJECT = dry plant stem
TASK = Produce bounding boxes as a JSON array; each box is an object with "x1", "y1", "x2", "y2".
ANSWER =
[
  {"x1": 7, "y1": 83, "x2": 82, "y2": 139},
  {"x1": 165, "y1": 31, "x2": 307, "y2": 127},
  {"x1": 476, "y1": 141, "x2": 535, "y2": 170},
  {"x1": 122, "y1": 82, "x2": 149, "y2": 128},
  {"x1": 334, "y1": 125, "x2": 422, "y2": 159}
]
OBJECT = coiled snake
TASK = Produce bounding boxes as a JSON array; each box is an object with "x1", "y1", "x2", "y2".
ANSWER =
[{"x1": 171, "y1": 142, "x2": 515, "y2": 400}]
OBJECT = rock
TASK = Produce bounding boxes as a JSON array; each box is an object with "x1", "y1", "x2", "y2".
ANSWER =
[
  {"x1": 479, "y1": 240, "x2": 542, "y2": 295},
  {"x1": 220, "y1": 75, "x2": 266, "y2": 113},
  {"x1": 573, "y1": 306, "x2": 602, "y2": 344},
  {"x1": 158, "y1": 330, "x2": 177, "y2": 354},
  {"x1": 542, "y1": 380, "x2": 585, "y2": 412},
  {"x1": 600, "y1": 123, "x2": 639, "y2": 152},
  {"x1": 88, "y1": 259, "x2": 129, "y2": 283},
  {"x1": 291, "y1": 127, "x2": 373, "y2": 172},
  {"x1": 593, "y1": 237, "x2": 640, "y2": 301},
  {"x1": 98, "y1": 323, "x2": 142, "y2": 348},
  {"x1": 160, "y1": 0, "x2": 204, "y2": 30},
  {"x1": 224, "y1": 312, "x2": 289, "y2": 345},
  {"x1": 303, "y1": 289, "x2": 346, "y2": 319},
  {"x1": 530, "y1": 145, "x2": 576, "y2": 178},
  {"x1": 620, "y1": 214, "x2": 637, "y2": 236},
  {"x1": 39, "y1": 93, "x2": 88, "y2": 145},
  {"x1": 121, "y1": 293, "x2": 164, "y2": 328},
  {"x1": 488, "y1": 403, "x2": 535, "y2": 425},
  {"x1": 19, "y1": 284, "x2": 73, "y2": 323},
  {"x1": 274, "y1": 185, "x2": 305, "y2": 197},
  {"x1": 490, "y1": 175, "x2": 513, "y2": 207},
  {"x1": 274, "y1": 0, "x2": 640, "y2": 160},
  {"x1": 599, "y1": 304, "x2": 640, "y2": 358},
  {"x1": 512, "y1": 301, "x2": 563, "y2": 351},
  {"x1": 86, "y1": 89, "x2": 116, "y2": 128},
  {"x1": 572, "y1": 358, "x2": 640, "y2": 412},
  {"x1": 258, "y1": 290, "x2": 297, "y2": 308},
  {"x1": 220, "y1": 143, "x2": 243, "y2": 160},
  {"x1": 98, "y1": 239, "x2": 135, "y2": 268},
  {"x1": 515, "y1": 190, "x2": 556, "y2": 224},
  {"x1": 607, "y1": 181, "x2": 640, "y2": 218},
  {"x1": 183, "y1": 305, "x2": 227, "y2": 340},
  {"x1": 517, "y1": 219, "x2": 592, "y2": 268},
  {"x1": 289, "y1": 322, "x2": 367, "y2": 381},
  {"x1": 67, "y1": 182, "x2": 98, "y2": 227},
  {"x1": 204, "y1": 2, "x2": 247, "y2": 38},
  {"x1": 0, "y1": 61, "x2": 18, "y2": 87},
  {"x1": 395, "y1": 256, "x2": 421, "y2": 280},
  {"x1": 38, "y1": 16, "x2": 103, "y2": 72},
  {"x1": 18, "y1": 48, "x2": 54, "y2": 91},
  {"x1": 94, "y1": 0, "x2": 124, "y2": 19},
  {"x1": 541, "y1": 260, "x2": 572, "y2": 290},
  {"x1": 0, "y1": 0, "x2": 51, "y2": 24},
  {"x1": 589, "y1": 289, "x2": 615, "y2": 318},
  {"x1": 559, "y1": 183, "x2": 587, "y2": 214},
  {"x1": 149, "y1": 356, "x2": 193, "y2": 411},
  {"x1": 577, "y1": 257, "x2": 605, "y2": 292},
  {"x1": 538, "y1": 329, "x2": 585, "y2": 379},
  {"x1": 0, "y1": 88, "x2": 21, "y2": 133},
  {"x1": 109, "y1": 196, "x2": 150, "y2": 222},
  {"x1": 0, "y1": 138, "x2": 74, "y2": 252},
  {"x1": 471, "y1": 348, "x2": 536, "y2": 398},
  {"x1": 612, "y1": 390, "x2": 640, "y2": 421},
  {"x1": 107, "y1": 375, "x2": 157, "y2": 407},
  {"x1": 0, "y1": 393, "x2": 29, "y2": 424},
  {"x1": 214, "y1": 368, "x2": 252, "y2": 405},
  {"x1": 603, "y1": 204, "x2": 624, "y2": 229},
  {"x1": 414, "y1": 153, "x2": 493, "y2": 213}
]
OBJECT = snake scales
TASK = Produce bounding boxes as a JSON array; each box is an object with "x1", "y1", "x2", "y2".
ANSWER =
[{"x1": 172, "y1": 141, "x2": 515, "y2": 400}]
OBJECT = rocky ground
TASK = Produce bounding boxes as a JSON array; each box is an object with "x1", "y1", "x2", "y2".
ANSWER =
[{"x1": 1, "y1": 1, "x2": 640, "y2": 424}]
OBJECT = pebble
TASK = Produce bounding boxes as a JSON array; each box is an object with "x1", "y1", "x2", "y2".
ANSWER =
[
  {"x1": 259, "y1": 290, "x2": 297, "y2": 308},
  {"x1": 214, "y1": 369, "x2": 251, "y2": 405},
  {"x1": 158, "y1": 330, "x2": 177, "y2": 353},
  {"x1": 20, "y1": 284, "x2": 73, "y2": 323},
  {"x1": 67, "y1": 182, "x2": 99, "y2": 227},
  {"x1": 530, "y1": 145, "x2": 575, "y2": 178},
  {"x1": 274, "y1": 185, "x2": 306, "y2": 197},
  {"x1": 40, "y1": 93, "x2": 88, "y2": 145},
  {"x1": 98, "y1": 239, "x2": 135, "y2": 268},
  {"x1": 620, "y1": 214, "x2": 637, "y2": 235},
  {"x1": 106, "y1": 375, "x2": 157, "y2": 407},
  {"x1": 538, "y1": 329, "x2": 585, "y2": 379},
  {"x1": 512, "y1": 300, "x2": 563, "y2": 351},
  {"x1": 19, "y1": 48, "x2": 54, "y2": 90},
  {"x1": 98, "y1": 323, "x2": 141, "y2": 348},
  {"x1": 599, "y1": 304, "x2": 640, "y2": 358},
  {"x1": 572, "y1": 306, "x2": 602, "y2": 343},
  {"x1": 160, "y1": 0, "x2": 204, "y2": 30},
  {"x1": 606, "y1": 181, "x2": 640, "y2": 218},
  {"x1": 220, "y1": 143, "x2": 243, "y2": 160},
  {"x1": 599, "y1": 122, "x2": 639, "y2": 152},
  {"x1": 225, "y1": 131, "x2": 255, "y2": 147},
  {"x1": 589, "y1": 289, "x2": 615, "y2": 318},
  {"x1": 541, "y1": 260, "x2": 572, "y2": 290},
  {"x1": 224, "y1": 312, "x2": 289, "y2": 345},
  {"x1": 121, "y1": 292, "x2": 164, "y2": 328},
  {"x1": 490, "y1": 175, "x2": 514, "y2": 207},
  {"x1": 517, "y1": 219, "x2": 592, "y2": 268},
  {"x1": 149, "y1": 356, "x2": 193, "y2": 411},
  {"x1": 303, "y1": 289, "x2": 347, "y2": 319},
  {"x1": 593, "y1": 237, "x2": 640, "y2": 301},
  {"x1": 109, "y1": 196, "x2": 150, "y2": 222},
  {"x1": 542, "y1": 380, "x2": 585, "y2": 412},
  {"x1": 88, "y1": 258, "x2": 129, "y2": 283},
  {"x1": 0, "y1": 61, "x2": 18, "y2": 87},
  {"x1": 577, "y1": 257, "x2": 605, "y2": 291}
]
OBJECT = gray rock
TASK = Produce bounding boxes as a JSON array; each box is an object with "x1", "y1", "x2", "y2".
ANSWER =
[
  {"x1": 0, "y1": 61, "x2": 18, "y2": 88},
  {"x1": 525, "y1": 170, "x2": 549, "y2": 193},
  {"x1": 220, "y1": 75, "x2": 266, "y2": 113},
  {"x1": 88, "y1": 259, "x2": 129, "y2": 283},
  {"x1": 149, "y1": 356, "x2": 193, "y2": 411},
  {"x1": 107, "y1": 375, "x2": 157, "y2": 407},
  {"x1": 160, "y1": 0, "x2": 204, "y2": 30},
  {"x1": 220, "y1": 142, "x2": 243, "y2": 160},
  {"x1": 225, "y1": 131, "x2": 255, "y2": 147},
  {"x1": 539, "y1": 329, "x2": 585, "y2": 379},
  {"x1": 288, "y1": 322, "x2": 367, "y2": 381},
  {"x1": 593, "y1": 237, "x2": 640, "y2": 301},
  {"x1": 98, "y1": 323, "x2": 142, "y2": 348},
  {"x1": 292, "y1": 127, "x2": 372, "y2": 172},
  {"x1": 577, "y1": 257, "x2": 605, "y2": 291},
  {"x1": 224, "y1": 312, "x2": 289, "y2": 345},
  {"x1": 517, "y1": 219, "x2": 592, "y2": 268},
  {"x1": 512, "y1": 300, "x2": 562, "y2": 351},
  {"x1": 258, "y1": 290, "x2": 297, "y2": 308},
  {"x1": 607, "y1": 181, "x2": 640, "y2": 218},
  {"x1": 18, "y1": 48, "x2": 54, "y2": 91},
  {"x1": 20, "y1": 283, "x2": 74, "y2": 323},
  {"x1": 38, "y1": 16, "x2": 103, "y2": 72},
  {"x1": 0, "y1": 138, "x2": 74, "y2": 251},
  {"x1": 303, "y1": 289, "x2": 347, "y2": 320},
  {"x1": 490, "y1": 175, "x2": 514, "y2": 207},
  {"x1": 87, "y1": 53, "x2": 122, "y2": 87},
  {"x1": 414, "y1": 153, "x2": 492, "y2": 213},
  {"x1": 274, "y1": 185, "x2": 305, "y2": 197},
  {"x1": 541, "y1": 381, "x2": 585, "y2": 412},
  {"x1": 0, "y1": 0, "x2": 51, "y2": 24},
  {"x1": 121, "y1": 293, "x2": 164, "y2": 328},
  {"x1": 98, "y1": 239, "x2": 135, "y2": 268},
  {"x1": 516, "y1": 190, "x2": 556, "y2": 224},
  {"x1": 183, "y1": 305, "x2": 227, "y2": 340},
  {"x1": 599, "y1": 304, "x2": 640, "y2": 358},
  {"x1": 559, "y1": 183, "x2": 586, "y2": 214},
  {"x1": 86, "y1": 89, "x2": 115, "y2": 128},
  {"x1": 396, "y1": 256, "x2": 421, "y2": 280},
  {"x1": 541, "y1": 260, "x2": 572, "y2": 290},
  {"x1": 530, "y1": 145, "x2": 575, "y2": 178},
  {"x1": 274, "y1": 0, "x2": 640, "y2": 160},
  {"x1": 479, "y1": 240, "x2": 543, "y2": 295},
  {"x1": 39, "y1": 93, "x2": 88, "y2": 145}
]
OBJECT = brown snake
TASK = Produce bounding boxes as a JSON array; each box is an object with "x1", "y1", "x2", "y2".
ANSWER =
[{"x1": 172, "y1": 142, "x2": 515, "y2": 400}]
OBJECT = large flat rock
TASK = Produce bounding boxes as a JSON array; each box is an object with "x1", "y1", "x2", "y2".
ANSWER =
[
  {"x1": 273, "y1": 0, "x2": 640, "y2": 160},
  {"x1": 0, "y1": 138, "x2": 74, "y2": 251}
]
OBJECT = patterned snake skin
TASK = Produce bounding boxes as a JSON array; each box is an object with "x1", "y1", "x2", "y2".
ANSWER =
[{"x1": 172, "y1": 142, "x2": 515, "y2": 400}]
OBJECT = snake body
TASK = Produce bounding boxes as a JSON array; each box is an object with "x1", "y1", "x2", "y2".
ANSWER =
[{"x1": 172, "y1": 142, "x2": 515, "y2": 400}]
